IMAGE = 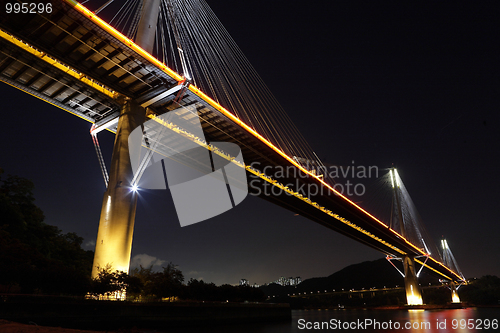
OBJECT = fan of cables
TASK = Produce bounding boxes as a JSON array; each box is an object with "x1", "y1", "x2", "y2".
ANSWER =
[
  {"x1": 441, "y1": 239, "x2": 465, "y2": 280},
  {"x1": 88, "y1": 0, "x2": 326, "y2": 177},
  {"x1": 389, "y1": 169, "x2": 442, "y2": 262}
]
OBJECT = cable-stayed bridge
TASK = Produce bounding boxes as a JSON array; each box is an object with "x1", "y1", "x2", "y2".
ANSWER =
[{"x1": 0, "y1": 0, "x2": 465, "y2": 305}]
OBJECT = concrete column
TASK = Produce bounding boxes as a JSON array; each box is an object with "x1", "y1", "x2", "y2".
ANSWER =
[
  {"x1": 91, "y1": 0, "x2": 161, "y2": 279},
  {"x1": 91, "y1": 99, "x2": 145, "y2": 278},
  {"x1": 403, "y1": 256, "x2": 423, "y2": 305},
  {"x1": 135, "y1": 0, "x2": 161, "y2": 54},
  {"x1": 450, "y1": 281, "x2": 461, "y2": 303}
]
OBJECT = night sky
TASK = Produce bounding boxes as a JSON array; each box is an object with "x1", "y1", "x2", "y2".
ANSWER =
[{"x1": 1, "y1": 0, "x2": 499, "y2": 286}]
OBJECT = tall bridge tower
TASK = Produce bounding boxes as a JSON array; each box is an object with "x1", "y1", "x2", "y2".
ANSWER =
[
  {"x1": 91, "y1": 0, "x2": 161, "y2": 278},
  {"x1": 390, "y1": 168, "x2": 423, "y2": 305}
]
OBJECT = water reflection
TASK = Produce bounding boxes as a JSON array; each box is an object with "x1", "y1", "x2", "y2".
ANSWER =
[
  {"x1": 151, "y1": 307, "x2": 499, "y2": 332},
  {"x1": 290, "y1": 308, "x2": 499, "y2": 333},
  {"x1": 405, "y1": 308, "x2": 499, "y2": 333}
]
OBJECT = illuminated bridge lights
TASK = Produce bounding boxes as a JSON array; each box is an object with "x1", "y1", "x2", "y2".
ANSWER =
[
  {"x1": 64, "y1": 0, "x2": 184, "y2": 83},
  {"x1": 414, "y1": 258, "x2": 453, "y2": 281},
  {"x1": 0, "y1": 28, "x2": 118, "y2": 100},
  {"x1": 60, "y1": 0, "x2": 462, "y2": 282},
  {"x1": 407, "y1": 285, "x2": 423, "y2": 306}
]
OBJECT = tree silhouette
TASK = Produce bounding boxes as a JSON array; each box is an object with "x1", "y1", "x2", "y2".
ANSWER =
[
  {"x1": 0, "y1": 169, "x2": 93, "y2": 295},
  {"x1": 130, "y1": 263, "x2": 184, "y2": 300}
]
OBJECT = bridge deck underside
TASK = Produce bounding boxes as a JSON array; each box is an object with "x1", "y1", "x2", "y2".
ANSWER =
[{"x1": 0, "y1": 1, "x2": 460, "y2": 282}]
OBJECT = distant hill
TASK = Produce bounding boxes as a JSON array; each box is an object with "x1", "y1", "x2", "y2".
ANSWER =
[{"x1": 261, "y1": 258, "x2": 440, "y2": 296}]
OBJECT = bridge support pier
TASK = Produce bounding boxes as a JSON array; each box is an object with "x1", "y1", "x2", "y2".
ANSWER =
[
  {"x1": 91, "y1": 0, "x2": 160, "y2": 280},
  {"x1": 91, "y1": 99, "x2": 145, "y2": 278},
  {"x1": 450, "y1": 281, "x2": 461, "y2": 303},
  {"x1": 403, "y1": 256, "x2": 423, "y2": 305}
]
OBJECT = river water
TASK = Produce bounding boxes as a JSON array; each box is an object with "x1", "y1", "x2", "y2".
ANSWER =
[{"x1": 165, "y1": 307, "x2": 500, "y2": 333}]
